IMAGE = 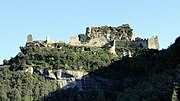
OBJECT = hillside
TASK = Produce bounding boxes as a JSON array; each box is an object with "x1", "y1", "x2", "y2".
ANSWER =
[
  {"x1": 42, "y1": 36, "x2": 180, "y2": 101},
  {"x1": 0, "y1": 25, "x2": 179, "y2": 101}
]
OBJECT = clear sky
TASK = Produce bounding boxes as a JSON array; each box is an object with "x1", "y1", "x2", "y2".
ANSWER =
[{"x1": 0, "y1": 0, "x2": 180, "y2": 64}]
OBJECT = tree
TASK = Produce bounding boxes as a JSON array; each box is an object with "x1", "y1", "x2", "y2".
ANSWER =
[{"x1": 3, "y1": 59, "x2": 8, "y2": 65}]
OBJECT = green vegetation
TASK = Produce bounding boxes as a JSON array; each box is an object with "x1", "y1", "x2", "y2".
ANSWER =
[
  {"x1": 0, "y1": 66, "x2": 58, "y2": 101},
  {"x1": 0, "y1": 36, "x2": 180, "y2": 101},
  {"x1": 8, "y1": 42, "x2": 118, "y2": 72}
]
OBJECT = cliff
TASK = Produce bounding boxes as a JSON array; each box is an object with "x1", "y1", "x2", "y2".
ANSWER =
[{"x1": 28, "y1": 67, "x2": 112, "y2": 91}]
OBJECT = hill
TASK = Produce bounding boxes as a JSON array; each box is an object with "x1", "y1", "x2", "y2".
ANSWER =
[{"x1": 0, "y1": 25, "x2": 179, "y2": 101}]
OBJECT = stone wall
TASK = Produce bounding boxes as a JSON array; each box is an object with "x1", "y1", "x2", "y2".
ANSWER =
[
  {"x1": 85, "y1": 37, "x2": 109, "y2": 47},
  {"x1": 130, "y1": 36, "x2": 159, "y2": 49},
  {"x1": 148, "y1": 36, "x2": 159, "y2": 49},
  {"x1": 132, "y1": 39, "x2": 148, "y2": 48},
  {"x1": 116, "y1": 40, "x2": 132, "y2": 47},
  {"x1": 70, "y1": 36, "x2": 78, "y2": 45}
]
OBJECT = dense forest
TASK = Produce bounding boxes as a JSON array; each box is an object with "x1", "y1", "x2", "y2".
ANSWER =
[{"x1": 0, "y1": 36, "x2": 180, "y2": 101}]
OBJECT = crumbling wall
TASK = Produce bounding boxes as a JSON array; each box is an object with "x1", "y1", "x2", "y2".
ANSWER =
[
  {"x1": 70, "y1": 36, "x2": 78, "y2": 45},
  {"x1": 79, "y1": 24, "x2": 136, "y2": 44},
  {"x1": 132, "y1": 39, "x2": 148, "y2": 48},
  {"x1": 86, "y1": 37, "x2": 109, "y2": 47},
  {"x1": 148, "y1": 36, "x2": 159, "y2": 49}
]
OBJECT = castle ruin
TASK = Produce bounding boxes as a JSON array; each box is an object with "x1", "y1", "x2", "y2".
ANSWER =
[
  {"x1": 77, "y1": 24, "x2": 159, "y2": 50},
  {"x1": 26, "y1": 24, "x2": 159, "y2": 52}
]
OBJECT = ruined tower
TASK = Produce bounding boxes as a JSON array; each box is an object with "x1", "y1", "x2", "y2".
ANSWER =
[
  {"x1": 148, "y1": 36, "x2": 159, "y2": 49},
  {"x1": 108, "y1": 40, "x2": 117, "y2": 55},
  {"x1": 70, "y1": 36, "x2": 78, "y2": 45},
  {"x1": 27, "y1": 34, "x2": 33, "y2": 42}
]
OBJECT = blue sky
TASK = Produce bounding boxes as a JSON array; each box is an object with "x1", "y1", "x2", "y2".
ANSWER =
[{"x1": 0, "y1": 0, "x2": 180, "y2": 64}]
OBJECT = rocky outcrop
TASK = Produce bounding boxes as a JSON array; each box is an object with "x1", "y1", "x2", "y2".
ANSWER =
[
  {"x1": 55, "y1": 69, "x2": 112, "y2": 91},
  {"x1": 78, "y1": 24, "x2": 135, "y2": 48},
  {"x1": 32, "y1": 68, "x2": 112, "y2": 91},
  {"x1": 60, "y1": 74, "x2": 112, "y2": 91},
  {"x1": 123, "y1": 50, "x2": 132, "y2": 57},
  {"x1": 80, "y1": 24, "x2": 135, "y2": 43},
  {"x1": 24, "y1": 66, "x2": 33, "y2": 74}
]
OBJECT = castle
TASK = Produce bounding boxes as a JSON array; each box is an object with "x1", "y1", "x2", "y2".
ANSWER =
[
  {"x1": 27, "y1": 24, "x2": 159, "y2": 51},
  {"x1": 74, "y1": 24, "x2": 159, "y2": 49}
]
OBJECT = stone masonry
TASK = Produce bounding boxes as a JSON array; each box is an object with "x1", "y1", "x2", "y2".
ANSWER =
[
  {"x1": 27, "y1": 34, "x2": 33, "y2": 42},
  {"x1": 70, "y1": 36, "x2": 78, "y2": 45}
]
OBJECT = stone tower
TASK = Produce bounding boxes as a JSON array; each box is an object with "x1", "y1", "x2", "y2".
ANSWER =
[
  {"x1": 70, "y1": 36, "x2": 78, "y2": 45},
  {"x1": 27, "y1": 34, "x2": 33, "y2": 42},
  {"x1": 108, "y1": 40, "x2": 117, "y2": 55},
  {"x1": 148, "y1": 36, "x2": 159, "y2": 49}
]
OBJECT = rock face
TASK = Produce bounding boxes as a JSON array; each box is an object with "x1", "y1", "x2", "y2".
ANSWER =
[
  {"x1": 122, "y1": 50, "x2": 132, "y2": 57},
  {"x1": 56, "y1": 70, "x2": 112, "y2": 91},
  {"x1": 24, "y1": 66, "x2": 33, "y2": 74},
  {"x1": 79, "y1": 24, "x2": 135, "y2": 44},
  {"x1": 35, "y1": 69, "x2": 112, "y2": 91}
]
